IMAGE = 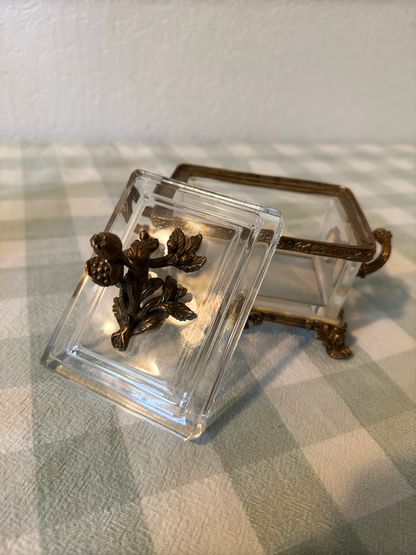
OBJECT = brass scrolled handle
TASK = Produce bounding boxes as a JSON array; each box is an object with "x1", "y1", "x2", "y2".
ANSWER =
[{"x1": 358, "y1": 228, "x2": 392, "y2": 278}]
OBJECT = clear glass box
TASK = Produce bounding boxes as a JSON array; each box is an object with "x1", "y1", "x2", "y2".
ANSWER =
[
  {"x1": 42, "y1": 170, "x2": 283, "y2": 439},
  {"x1": 171, "y1": 165, "x2": 377, "y2": 325}
]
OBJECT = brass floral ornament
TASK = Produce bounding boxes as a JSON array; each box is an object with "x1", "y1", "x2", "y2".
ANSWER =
[{"x1": 85, "y1": 228, "x2": 206, "y2": 351}]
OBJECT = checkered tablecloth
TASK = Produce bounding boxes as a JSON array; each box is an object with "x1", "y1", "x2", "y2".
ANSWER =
[{"x1": 1, "y1": 142, "x2": 415, "y2": 555}]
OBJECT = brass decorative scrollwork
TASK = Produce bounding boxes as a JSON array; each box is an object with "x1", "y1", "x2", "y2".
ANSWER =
[
  {"x1": 245, "y1": 308, "x2": 352, "y2": 359},
  {"x1": 85, "y1": 228, "x2": 206, "y2": 351},
  {"x1": 244, "y1": 310, "x2": 264, "y2": 329},
  {"x1": 306, "y1": 317, "x2": 352, "y2": 359},
  {"x1": 358, "y1": 228, "x2": 392, "y2": 278}
]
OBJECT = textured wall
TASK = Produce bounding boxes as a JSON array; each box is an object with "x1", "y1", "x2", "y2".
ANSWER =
[{"x1": 1, "y1": 0, "x2": 415, "y2": 143}]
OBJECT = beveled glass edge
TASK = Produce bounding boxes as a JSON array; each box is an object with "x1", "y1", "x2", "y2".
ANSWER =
[
  {"x1": 170, "y1": 164, "x2": 376, "y2": 262},
  {"x1": 42, "y1": 176, "x2": 137, "y2": 365},
  {"x1": 135, "y1": 168, "x2": 283, "y2": 220},
  {"x1": 42, "y1": 168, "x2": 284, "y2": 440}
]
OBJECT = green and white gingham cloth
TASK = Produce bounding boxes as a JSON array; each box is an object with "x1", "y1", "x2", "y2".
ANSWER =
[{"x1": 1, "y1": 142, "x2": 415, "y2": 555}]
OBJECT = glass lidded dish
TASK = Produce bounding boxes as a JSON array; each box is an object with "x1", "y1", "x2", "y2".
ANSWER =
[
  {"x1": 171, "y1": 164, "x2": 392, "y2": 359},
  {"x1": 42, "y1": 170, "x2": 284, "y2": 440}
]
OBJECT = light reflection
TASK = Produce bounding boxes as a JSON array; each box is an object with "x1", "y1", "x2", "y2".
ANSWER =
[
  {"x1": 180, "y1": 294, "x2": 222, "y2": 347},
  {"x1": 103, "y1": 321, "x2": 116, "y2": 334},
  {"x1": 149, "y1": 361, "x2": 160, "y2": 376},
  {"x1": 152, "y1": 230, "x2": 171, "y2": 255}
]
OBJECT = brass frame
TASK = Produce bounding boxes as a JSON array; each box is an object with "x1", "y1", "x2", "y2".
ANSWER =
[
  {"x1": 171, "y1": 164, "x2": 376, "y2": 263},
  {"x1": 171, "y1": 164, "x2": 392, "y2": 359},
  {"x1": 358, "y1": 228, "x2": 392, "y2": 278},
  {"x1": 246, "y1": 309, "x2": 351, "y2": 359}
]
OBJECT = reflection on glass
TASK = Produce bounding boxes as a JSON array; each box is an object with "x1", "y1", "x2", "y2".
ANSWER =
[{"x1": 42, "y1": 170, "x2": 283, "y2": 439}]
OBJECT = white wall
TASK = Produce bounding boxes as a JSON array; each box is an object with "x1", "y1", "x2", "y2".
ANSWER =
[{"x1": 1, "y1": 0, "x2": 415, "y2": 143}]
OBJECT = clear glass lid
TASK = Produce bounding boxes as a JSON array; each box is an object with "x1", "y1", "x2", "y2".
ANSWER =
[{"x1": 42, "y1": 170, "x2": 284, "y2": 439}]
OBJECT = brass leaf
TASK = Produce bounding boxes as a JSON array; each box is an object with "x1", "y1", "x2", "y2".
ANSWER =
[
  {"x1": 141, "y1": 277, "x2": 164, "y2": 300},
  {"x1": 184, "y1": 234, "x2": 202, "y2": 255},
  {"x1": 177, "y1": 256, "x2": 206, "y2": 273},
  {"x1": 161, "y1": 302, "x2": 195, "y2": 321}
]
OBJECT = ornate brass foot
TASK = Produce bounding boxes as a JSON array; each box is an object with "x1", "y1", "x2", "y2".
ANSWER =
[
  {"x1": 306, "y1": 315, "x2": 352, "y2": 359},
  {"x1": 245, "y1": 308, "x2": 352, "y2": 359}
]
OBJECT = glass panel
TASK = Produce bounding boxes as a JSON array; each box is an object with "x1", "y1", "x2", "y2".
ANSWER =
[
  {"x1": 187, "y1": 176, "x2": 358, "y2": 245},
  {"x1": 255, "y1": 254, "x2": 360, "y2": 322},
  {"x1": 42, "y1": 170, "x2": 283, "y2": 439},
  {"x1": 185, "y1": 174, "x2": 362, "y2": 322}
]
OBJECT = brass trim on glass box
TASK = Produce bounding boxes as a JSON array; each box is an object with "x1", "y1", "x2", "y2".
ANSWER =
[
  {"x1": 246, "y1": 309, "x2": 352, "y2": 359},
  {"x1": 358, "y1": 228, "x2": 392, "y2": 278},
  {"x1": 171, "y1": 164, "x2": 393, "y2": 359},
  {"x1": 171, "y1": 164, "x2": 377, "y2": 262}
]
